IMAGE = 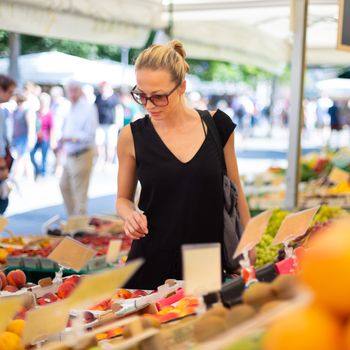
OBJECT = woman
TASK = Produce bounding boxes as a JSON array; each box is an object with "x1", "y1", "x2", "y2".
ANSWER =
[
  {"x1": 117, "y1": 40, "x2": 250, "y2": 290},
  {"x1": 30, "y1": 93, "x2": 54, "y2": 179}
]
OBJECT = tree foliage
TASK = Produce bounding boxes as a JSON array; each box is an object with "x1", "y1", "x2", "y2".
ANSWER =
[{"x1": 0, "y1": 30, "x2": 287, "y2": 86}]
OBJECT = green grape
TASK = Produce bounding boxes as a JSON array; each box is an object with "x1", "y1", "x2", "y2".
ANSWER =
[{"x1": 255, "y1": 209, "x2": 289, "y2": 267}]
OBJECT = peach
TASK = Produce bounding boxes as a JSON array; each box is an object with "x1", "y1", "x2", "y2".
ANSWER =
[
  {"x1": 57, "y1": 282, "x2": 75, "y2": 299},
  {"x1": 3, "y1": 285, "x2": 18, "y2": 293},
  {"x1": 7, "y1": 270, "x2": 26, "y2": 289},
  {"x1": 0, "y1": 271, "x2": 7, "y2": 290}
]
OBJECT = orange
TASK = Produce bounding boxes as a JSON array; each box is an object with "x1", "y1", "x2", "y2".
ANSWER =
[
  {"x1": 299, "y1": 218, "x2": 350, "y2": 317},
  {"x1": 263, "y1": 306, "x2": 342, "y2": 350},
  {"x1": 6, "y1": 319, "x2": 25, "y2": 337},
  {"x1": 344, "y1": 318, "x2": 350, "y2": 350},
  {"x1": 0, "y1": 331, "x2": 23, "y2": 350}
]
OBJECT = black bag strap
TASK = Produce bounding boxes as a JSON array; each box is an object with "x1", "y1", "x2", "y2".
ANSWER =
[{"x1": 197, "y1": 109, "x2": 227, "y2": 174}]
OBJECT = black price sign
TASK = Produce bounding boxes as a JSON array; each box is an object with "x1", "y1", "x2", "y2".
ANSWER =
[{"x1": 338, "y1": 0, "x2": 350, "y2": 51}]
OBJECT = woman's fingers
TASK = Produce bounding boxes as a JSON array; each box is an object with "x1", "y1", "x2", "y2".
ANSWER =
[
  {"x1": 133, "y1": 212, "x2": 148, "y2": 233},
  {"x1": 124, "y1": 211, "x2": 149, "y2": 240}
]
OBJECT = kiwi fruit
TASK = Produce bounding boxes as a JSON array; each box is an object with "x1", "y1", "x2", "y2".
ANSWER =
[
  {"x1": 271, "y1": 275, "x2": 297, "y2": 300},
  {"x1": 259, "y1": 300, "x2": 285, "y2": 314},
  {"x1": 225, "y1": 304, "x2": 256, "y2": 328},
  {"x1": 205, "y1": 303, "x2": 229, "y2": 319},
  {"x1": 140, "y1": 316, "x2": 161, "y2": 329},
  {"x1": 194, "y1": 315, "x2": 227, "y2": 342},
  {"x1": 242, "y1": 282, "x2": 275, "y2": 309}
]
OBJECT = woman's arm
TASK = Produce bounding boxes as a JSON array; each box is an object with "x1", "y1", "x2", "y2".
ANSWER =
[
  {"x1": 116, "y1": 125, "x2": 148, "y2": 239},
  {"x1": 223, "y1": 132, "x2": 251, "y2": 228}
]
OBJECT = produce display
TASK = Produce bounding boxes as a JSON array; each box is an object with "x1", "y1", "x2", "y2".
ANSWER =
[
  {"x1": 255, "y1": 205, "x2": 347, "y2": 267},
  {"x1": 0, "y1": 201, "x2": 348, "y2": 350},
  {"x1": 246, "y1": 149, "x2": 350, "y2": 210}
]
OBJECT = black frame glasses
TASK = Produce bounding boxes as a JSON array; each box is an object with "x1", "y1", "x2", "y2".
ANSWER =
[{"x1": 130, "y1": 81, "x2": 181, "y2": 107}]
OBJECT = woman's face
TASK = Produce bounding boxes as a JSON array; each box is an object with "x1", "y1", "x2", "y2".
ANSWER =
[{"x1": 134, "y1": 69, "x2": 184, "y2": 120}]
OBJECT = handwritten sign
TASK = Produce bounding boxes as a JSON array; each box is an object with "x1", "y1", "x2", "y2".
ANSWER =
[
  {"x1": 67, "y1": 259, "x2": 143, "y2": 309},
  {"x1": 0, "y1": 296, "x2": 23, "y2": 332},
  {"x1": 182, "y1": 243, "x2": 221, "y2": 296},
  {"x1": 105, "y1": 240, "x2": 122, "y2": 264},
  {"x1": 48, "y1": 236, "x2": 96, "y2": 271},
  {"x1": 23, "y1": 300, "x2": 70, "y2": 345},
  {"x1": 234, "y1": 210, "x2": 273, "y2": 258},
  {"x1": 272, "y1": 207, "x2": 319, "y2": 245},
  {"x1": 61, "y1": 215, "x2": 91, "y2": 234},
  {"x1": 329, "y1": 167, "x2": 349, "y2": 185}
]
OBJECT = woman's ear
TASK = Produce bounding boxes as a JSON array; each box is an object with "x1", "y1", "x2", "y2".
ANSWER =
[{"x1": 179, "y1": 80, "x2": 186, "y2": 95}]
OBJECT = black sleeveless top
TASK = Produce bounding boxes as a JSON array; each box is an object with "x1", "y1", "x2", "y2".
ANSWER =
[{"x1": 125, "y1": 109, "x2": 236, "y2": 290}]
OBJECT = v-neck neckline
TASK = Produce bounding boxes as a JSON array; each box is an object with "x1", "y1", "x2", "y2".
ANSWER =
[{"x1": 147, "y1": 113, "x2": 208, "y2": 165}]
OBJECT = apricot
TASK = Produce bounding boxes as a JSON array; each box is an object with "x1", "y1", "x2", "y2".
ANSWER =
[
  {"x1": 0, "y1": 331, "x2": 23, "y2": 350},
  {"x1": 6, "y1": 319, "x2": 25, "y2": 337},
  {"x1": 7, "y1": 270, "x2": 26, "y2": 289}
]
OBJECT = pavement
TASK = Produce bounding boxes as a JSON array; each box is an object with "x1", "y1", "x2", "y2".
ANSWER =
[{"x1": 5, "y1": 126, "x2": 350, "y2": 235}]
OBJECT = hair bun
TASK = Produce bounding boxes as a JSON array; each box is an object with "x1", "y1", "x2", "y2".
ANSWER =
[{"x1": 168, "y1": 39, "x2": 186, "y2": 59}]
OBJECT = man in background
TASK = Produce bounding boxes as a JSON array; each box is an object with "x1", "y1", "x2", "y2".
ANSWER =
[
  {"x1": 59, "y1": 80, "x2": 98, "y2": 216},
  {"x1": 95, "y1": 81, "x2": 118, "y2": 163}
]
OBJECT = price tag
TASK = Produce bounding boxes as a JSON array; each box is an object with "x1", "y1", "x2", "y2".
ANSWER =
[
  {"x1": 23, "y1": 300, "x2": 70, "y2": 345},
  {"x1": 48, "y1": 236, "x2": 96, "y2": 271},
  {"x1": 0, "y1": 216, "x2": 8, "y2": 232},
  {"x1": 234, "y1": 210, "x2": 273, "y2": 258},
  {"x1": 182, "y1": 243, "x2": 221, "y2": 296},
  {"x1": 65, "y1": 215, "x2": 90, "y2": 231},
  {"x1": 67, "y1": 259, "x2": 143, "y2": 309},
  {"x1": 106, "y1": 240, "x2": 122, "y2": 264},
  {"x1": 329, "y1": 167, "x2": 349, "y2": 185},
  {"x1": 0, "y1": 296, "x2": 23, "y2": 332},
  {"x1": 272, "y1": 206, "x2": 319, "y2": 245}
]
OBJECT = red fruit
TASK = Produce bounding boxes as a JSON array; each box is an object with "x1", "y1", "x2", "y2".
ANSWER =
[
  {"x1": 64, "y1": 275, "x2": 80, "y2": 285},
  {"x1": 3, "y1": 285, "x2": 18, "y2": 292},
  {"x1": 57, "y1": 282, "x2": 76, "y2": 299},
  {"x1": 129, "y1": 290, "x2": 148, "y2": 298},
  {"x1": 0, "y1": 271, "x2": 7, "y2": 290},
  {"x1": 7, "y1": 270, "x2": 26, "y2": 289},
  {"x1": 37, "y1": 293, "x2": 58, "y2": 305},
  {"x1": 115, "y1": 289, "x2": 132, "y2": 299}
]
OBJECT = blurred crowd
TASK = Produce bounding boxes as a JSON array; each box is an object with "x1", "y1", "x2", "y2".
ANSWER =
[
  {"x1": 1, "y1": 73, "x2": 349, "y2": 216},
  {"x1": 0, "y1": 75, "x2": 143, "y2": 216}
]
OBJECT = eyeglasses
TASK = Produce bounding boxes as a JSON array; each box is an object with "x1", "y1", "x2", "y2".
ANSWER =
[{"x1": 130, "y1": 81, "x2": 181, "y2": 107}]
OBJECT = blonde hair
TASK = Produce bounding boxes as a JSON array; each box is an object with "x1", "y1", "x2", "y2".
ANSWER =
[{"x1": 134, "y1": 40, "x2": 190, "y2": 83}]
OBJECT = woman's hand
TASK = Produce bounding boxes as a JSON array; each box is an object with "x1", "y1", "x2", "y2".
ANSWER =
[{"x1": 124, "y1": 211, "x2": 148, "y2": 240}]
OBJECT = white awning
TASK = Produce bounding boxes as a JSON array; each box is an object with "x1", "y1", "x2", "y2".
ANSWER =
[{"x1": 0, "y1": 0, "x2": 163, "y2": 47}]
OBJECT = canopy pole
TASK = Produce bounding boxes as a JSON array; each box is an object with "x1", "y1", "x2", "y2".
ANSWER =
[
  {"x1": 285, "y1": 0, "x2": 308, "y2": 209},
  {"x1": 8, "y1": 32, "x2": 21, "y2": 86}
]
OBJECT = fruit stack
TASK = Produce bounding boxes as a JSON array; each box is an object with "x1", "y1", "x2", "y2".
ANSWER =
[{"x1": 264, "y1": 218, "x2": 350, "y2": 350}]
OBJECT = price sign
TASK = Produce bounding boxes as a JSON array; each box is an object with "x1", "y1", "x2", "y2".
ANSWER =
[
  {"x1": 48, "y1": 236, "x2": 96, "y2": 271},
  {"x1": 234, "y1": 210, "x2": 273, "y2": 258},
  {"x1": 0, "y1": 296, "x2": 23, "y2": 332},
  {"x1": 105, "y1": 240, "x2": 122, "y2": 264},
  {"x1": 329, "y1": 167, "x2": 349, "y2": 185},
  {"x1": 23, "y1": 300, "x2": 70, "y2": 345},
  {"x1": 67, "y1": 259, "x2": 143, "y2": 309},
  {"x1": 272, "y1": 207, "x2": 319, "y2": 245},
  {"x1": 182, "y1": 243, "x2": 221, "y2": 296}
]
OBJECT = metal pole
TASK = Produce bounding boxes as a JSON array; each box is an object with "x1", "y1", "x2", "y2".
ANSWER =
[
  {"x1": 8, "y1": 32, "x2": 21, "y2": 86},
  {"x1": 121, "y1": 47, "x2": 129, "y2": 88},
  {"x1": 285, "y1": 0, "x2": 308, "y2": 209}
]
